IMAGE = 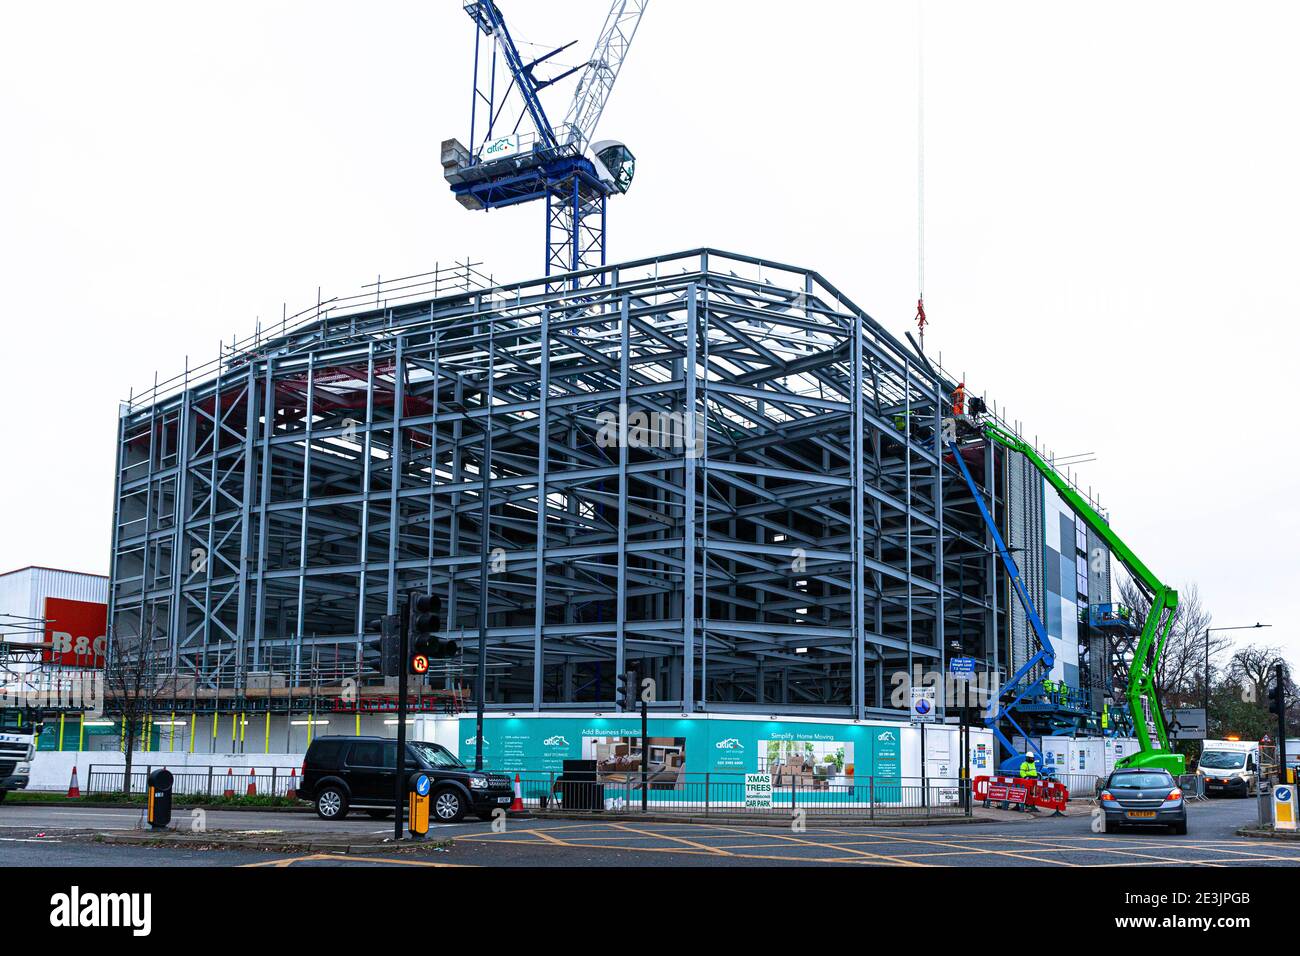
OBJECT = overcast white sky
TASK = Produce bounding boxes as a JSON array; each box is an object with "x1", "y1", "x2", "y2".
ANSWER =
[{"x1": 1, "y1": 1, "x2": 1295, "y2": 663}]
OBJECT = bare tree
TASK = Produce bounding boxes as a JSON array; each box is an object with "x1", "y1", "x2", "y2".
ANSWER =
[
  {"x1": 103, "y1": 607, "x2": 169, "y2": 794},
  {"x1": 1117, "y1": 580, "x2": 1223, "y2": 707},
  {"x1": 1227, "y1": 643, "x2": 1279, "y2": 703}
]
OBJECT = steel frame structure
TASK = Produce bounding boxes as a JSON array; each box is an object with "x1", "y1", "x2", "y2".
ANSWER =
[{"x1": 111, "y1": 248, "x2": 1015, "y2": 719}]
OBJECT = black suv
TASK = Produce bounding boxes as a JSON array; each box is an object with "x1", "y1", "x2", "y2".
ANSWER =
[{"x1": 299, "y1": 736, "x2": 514, "y2": 823}]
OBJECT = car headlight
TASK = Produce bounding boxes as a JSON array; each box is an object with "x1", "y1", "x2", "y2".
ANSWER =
[{"x1": 469, "y1": 776, "x2": 489, "y2": 789}]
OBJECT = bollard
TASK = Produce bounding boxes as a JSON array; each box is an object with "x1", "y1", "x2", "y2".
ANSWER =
[
  {"x1": 408, "y1": 772, "x2": 431, "y2": 839},
  {"x1": 147, "y1": 768, "x2": 174, "y2": 830}
]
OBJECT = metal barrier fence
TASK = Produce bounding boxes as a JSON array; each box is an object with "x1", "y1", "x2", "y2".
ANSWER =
[
  {"x1": 505, "y1": 771, "x2": 972, "y2": 818},
  {"x1": 1052, "y1": 773, "x2": 1102, "y2": 798},
  {"x1": 86, "y1": 764, "x2": 301, "y2": 799},
  {"x1": 1177, "y1": 774, "x2": 1208, "y2": 801}
]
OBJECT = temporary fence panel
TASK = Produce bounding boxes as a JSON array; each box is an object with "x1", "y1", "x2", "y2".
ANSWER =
[
  {"x1": 1068, "y1": 738, "x2": 1104, "y2": 776},
  {"x1": 86, "y1": 764, "x2": 301, "y2": 799},
  {"x1": 1041, "y1": 738, "x2": 1069, "y2": 776}
]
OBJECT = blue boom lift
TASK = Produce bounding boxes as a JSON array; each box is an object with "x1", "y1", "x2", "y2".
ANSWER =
[{"x1": 947, "y1": 441, "x2": 1062, "y2": 776}]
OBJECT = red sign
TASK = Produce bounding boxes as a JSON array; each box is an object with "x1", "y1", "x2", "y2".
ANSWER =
[{"x1": 42, "y1": 597, "x2": 108, "y2": 668}]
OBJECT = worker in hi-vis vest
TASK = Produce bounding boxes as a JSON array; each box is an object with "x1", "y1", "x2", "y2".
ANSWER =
[{"x1": 1018, "y1": 753, "x2": 1040, "y2": 812}]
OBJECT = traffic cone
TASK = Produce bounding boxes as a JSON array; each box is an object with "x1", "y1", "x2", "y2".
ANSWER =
[
  {"x1": 285, "y1": 767, "x2": 298, "y2": 801},
  {"x1": 510, "y1": 772, "x2": 524, "y2": 812},
  {"x1": 66, "y1": 765, "x2": 81, "y2": 799},
  {"x1": 223, "y1": 768, "x2": 235, "y2": 798},
  {"x1": 246, "y1": 767, "x2": 258, "y2": 797}
]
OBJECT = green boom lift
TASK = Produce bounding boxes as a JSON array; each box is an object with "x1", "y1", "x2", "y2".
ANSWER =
[{"x1": 981, "y1": 422, "x2": 1185, "y2": 775}]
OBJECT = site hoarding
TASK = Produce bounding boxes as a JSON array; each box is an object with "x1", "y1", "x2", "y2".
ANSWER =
[{"x1": 456, "y1": 714, "x2": 908, "y2": 804}]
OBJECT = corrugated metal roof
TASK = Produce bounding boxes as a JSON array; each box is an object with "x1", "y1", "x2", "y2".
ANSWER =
[{"x1": 0, "y1": 568, "x2": 108, "y2": 643}]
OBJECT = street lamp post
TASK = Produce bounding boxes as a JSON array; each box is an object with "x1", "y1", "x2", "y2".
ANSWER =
[{"x1": 1204, "y1": 623, "x2": 1271, "y2": 713}]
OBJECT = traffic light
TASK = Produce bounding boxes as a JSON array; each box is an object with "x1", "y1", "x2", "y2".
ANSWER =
[
  {"x1": 615, "y1": 671, "x2": 634, "y2": 711},
  {"x1": 1269, "y1": 662, "x2": 1287, "y2": 717},
  {"x1": 368, "y1": 614, "x2": 402, "y2": 678},
  {"x1": 407, "y1": 592, "x2": 453, "y2": 674}
]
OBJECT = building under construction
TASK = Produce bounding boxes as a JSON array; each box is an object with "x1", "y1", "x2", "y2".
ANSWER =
[{"x1": 108, "y1": 248, "x2": 1126, "y2": 732}]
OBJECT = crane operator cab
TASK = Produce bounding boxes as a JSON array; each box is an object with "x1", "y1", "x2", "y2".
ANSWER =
[{"x1": 592, "y1": 140, "x2": 637, "y2": 194}]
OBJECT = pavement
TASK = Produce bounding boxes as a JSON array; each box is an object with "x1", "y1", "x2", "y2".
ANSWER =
[{"x1": 3, "y1": 795, "x2": 1298, "y2": 867}]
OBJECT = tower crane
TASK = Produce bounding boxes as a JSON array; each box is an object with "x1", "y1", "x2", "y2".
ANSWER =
[{"x1": 440, "y1": 1, "x2": 648, "y2": 289}]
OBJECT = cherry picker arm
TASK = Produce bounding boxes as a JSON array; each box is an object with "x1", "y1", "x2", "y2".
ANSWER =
[{"x1": 980, "y1": 423, "x2": 1184, "y2": 775}]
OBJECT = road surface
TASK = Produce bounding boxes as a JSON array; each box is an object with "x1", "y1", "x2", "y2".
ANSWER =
[{"x1": 2, "y1": 796, "x2": 1294, "y2": 867}]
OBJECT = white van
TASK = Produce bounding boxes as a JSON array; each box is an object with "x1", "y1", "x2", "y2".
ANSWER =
[{"x1": 1196, "y1": 739, "x2": 1259, "y2": 797}]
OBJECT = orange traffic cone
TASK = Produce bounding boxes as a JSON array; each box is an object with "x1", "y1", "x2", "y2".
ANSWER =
[
  {"x1": 246, "y1": 767, "x2": 258, "y2": 797},
  {"x1": 510, "y1": 773, "x2": 524, "y2": 812},
  {"x1": 285, "y1": 767, "x2": 299, "y2": 800},
  {"x1": 67, "y1": 765, "x2": 81, "y2": 799},
  {"x1": 223, "y1": 768, "x2": 235, "y2": 798}
]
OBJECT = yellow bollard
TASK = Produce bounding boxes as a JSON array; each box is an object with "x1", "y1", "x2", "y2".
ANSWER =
[
  {"x1": 265, "y1": 711, "x2": 271, "y2": 755},
  {"x1": 78, "y1": 712, "x2": 85, "y2": 752},
  {"x1": 189, "y1": 713, "x2": 196, "y2": 754},
  {"x1": 58, "y1": 713, "x2": 65, "y2": 752}
]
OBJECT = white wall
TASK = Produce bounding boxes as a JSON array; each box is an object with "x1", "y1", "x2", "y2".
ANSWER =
[{"x1": 30, "y1": 713, "x2": 464, "y2": 790}]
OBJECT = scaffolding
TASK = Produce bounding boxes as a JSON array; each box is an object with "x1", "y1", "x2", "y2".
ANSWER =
[{"x1": 110, "y1": 248, "x2": 1071, "y2": 719}]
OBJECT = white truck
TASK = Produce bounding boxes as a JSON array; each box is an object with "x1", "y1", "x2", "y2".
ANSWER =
[
  {"x1": 1196, "y1": 739, "x2": 1259, "y2": 797},
  {"x1": 0, "y1": 708, "x2": 39, "y2": 802}
]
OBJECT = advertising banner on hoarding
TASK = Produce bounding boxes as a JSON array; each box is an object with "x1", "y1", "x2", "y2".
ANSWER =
[{"x1": 455, "y1": 714, "x2": 905, "y2": 804}]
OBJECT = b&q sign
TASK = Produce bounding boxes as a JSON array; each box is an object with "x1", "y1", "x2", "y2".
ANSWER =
[{"x1": 42, "y1": 597, "x2": 108, "y2": 668}]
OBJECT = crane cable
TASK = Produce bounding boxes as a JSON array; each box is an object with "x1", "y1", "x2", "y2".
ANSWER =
[{"x1": 915, "y1": 0, "x2": 927, "y2": 352}]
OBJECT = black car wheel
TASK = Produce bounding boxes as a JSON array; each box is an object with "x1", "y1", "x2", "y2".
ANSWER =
[
  {"x1": 1172, "y1": 820, "x2": 1188, "y2": 835},
  {"x1": 1104, "y1": 819, "x2": 1119, "y2": 834},
  {"x1": 316, "y1": 785, "x2": 349, "y2": 820},
  {"x1": 433, "y1": 788, "x2": 466, "y2": 823}
]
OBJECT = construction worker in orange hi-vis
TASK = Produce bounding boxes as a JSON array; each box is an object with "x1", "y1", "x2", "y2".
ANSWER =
[{"x1": 952, "y1": 381, "x2": 966, "y2": 417}]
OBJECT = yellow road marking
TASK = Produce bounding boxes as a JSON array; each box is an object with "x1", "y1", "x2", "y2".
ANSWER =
[{"x1": 608, "y1": 823, "x2": 733, "y2": 856}]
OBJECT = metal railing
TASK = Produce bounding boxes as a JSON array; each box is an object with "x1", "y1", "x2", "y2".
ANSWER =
[
  {"x1": 86, "y1": 763, "x2": 301, "y2": 799},
  {"x1": 504, "y1": 771, "x2": 972, "y2": 819},
  {"x1": 1052, "y1": 772, "x2": 1102, "y2": 798},
  {"x1": 124, "y1": 259, "x2": 492, "y2": 414},
  {"x1": 1177, "y1": 773, "x2": 1208, "y2": 801}
]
